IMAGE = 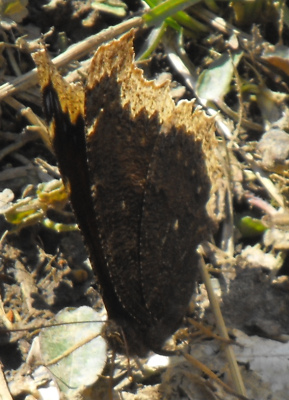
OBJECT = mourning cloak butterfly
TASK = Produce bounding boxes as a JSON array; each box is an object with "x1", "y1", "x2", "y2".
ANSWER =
[{"x1": 33, "y1": 31, "x2": 218, "y2": 356}]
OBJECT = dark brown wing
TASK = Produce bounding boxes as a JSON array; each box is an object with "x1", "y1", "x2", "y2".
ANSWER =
[
  {"x1": 34, "y1": 32, "x2": 218, "y2": 355},
  {"x1": 85, "y1": 32, "x2": 165, "y2": 327},
  {"x1": 139, "y1": 102, "x2": 215, "y2": 348},
  {"x1": 85, "y1": 32, "x2": 217, "y2": 352},
  {"x1": 33, "y1": 48, "x2": 134, "y2": 328}
]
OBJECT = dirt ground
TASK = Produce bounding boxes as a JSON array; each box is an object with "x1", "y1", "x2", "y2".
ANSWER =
[{"x1": 1, "y1": 1, "x2": 289, "y2": 399}]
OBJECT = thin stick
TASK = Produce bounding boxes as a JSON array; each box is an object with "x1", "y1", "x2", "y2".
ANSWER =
[
  {"x1": 198, "y1": 251, "x2": 247, "y2": 398},
  {"x1": 0, "y1": 16, "x2": 143, "y2": 102},
  {"x1": 184, "y1": 353, "x2": 248, "y2": 400}
]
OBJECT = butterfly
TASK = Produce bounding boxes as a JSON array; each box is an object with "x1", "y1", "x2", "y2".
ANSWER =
[{"x1": 33, "y1": 30, "x2": 218, "y2": 356}]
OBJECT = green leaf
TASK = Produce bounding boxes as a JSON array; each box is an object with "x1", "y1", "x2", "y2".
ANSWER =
[
  {"x1": 143, "y1": 0, "x2": 201, "y2": 27},
  {"x1": 236, "y1": 215, "x2": 267, "y2": 238},
  {"x1": 39, "y1": 307, "x2": 107, "y2": 396},
  {"x1": 196, "y1": 51, "x2": 243, "y2": 102}
]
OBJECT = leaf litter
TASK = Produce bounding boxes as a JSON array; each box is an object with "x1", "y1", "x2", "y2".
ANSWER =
[{"x1": 1, "y1": 1, "x2": 289, "y2": 399}]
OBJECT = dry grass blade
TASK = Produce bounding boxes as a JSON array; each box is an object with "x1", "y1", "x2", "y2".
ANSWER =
[{"x1": 198, "y1": 252, "x2": 247, "y2": 398}]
